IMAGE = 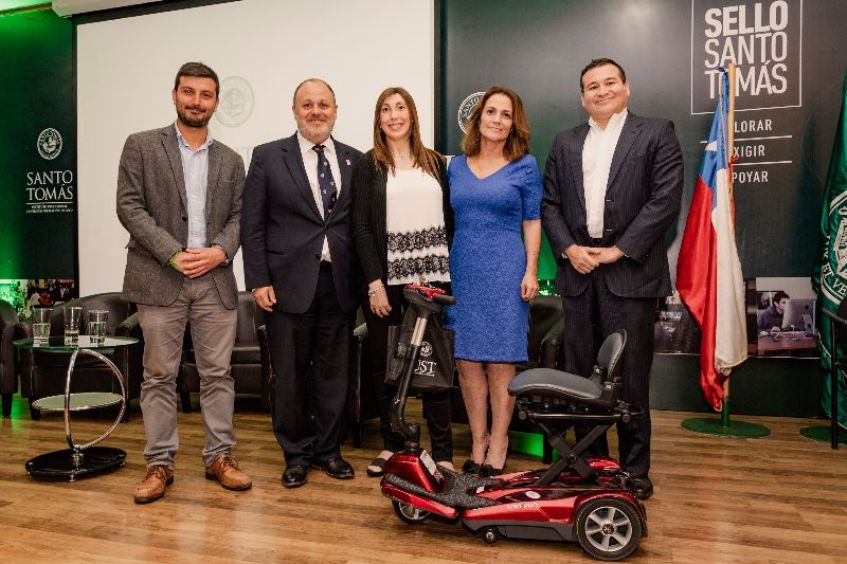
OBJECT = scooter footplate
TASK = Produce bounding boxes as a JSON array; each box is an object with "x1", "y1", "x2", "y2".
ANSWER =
[{"x1": 384, "y1": 472, "x2": 498, "y2": 509}]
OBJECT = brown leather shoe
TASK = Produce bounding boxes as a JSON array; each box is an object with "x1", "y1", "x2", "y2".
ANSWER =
[
  {"x1": 205, "y1": 453, "x2": 252, "y2": 491},
  {"x1": 134, "y1": 465, "x2": 174, "y2": 504}
]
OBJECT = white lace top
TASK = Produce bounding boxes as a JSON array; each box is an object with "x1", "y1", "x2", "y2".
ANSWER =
[{"x1": 385, "y1": 168, "x2": 450, "y2": 285}]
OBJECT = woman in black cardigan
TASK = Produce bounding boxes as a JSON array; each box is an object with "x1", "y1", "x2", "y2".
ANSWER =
[{"x1": 351, "y1": 86, "x2": 454, "y2": 477}]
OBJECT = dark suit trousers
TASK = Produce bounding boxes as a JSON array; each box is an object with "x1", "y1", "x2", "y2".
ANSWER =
[
  {"x1": 562, "y1": 266, "x2": 656, "y2": 477},
  {"x1": 363, "y1": 284, "x2": 453, "y2": 462},
  {"x1": 267, "y1": 263, "x2": 354, "y2": 465}
]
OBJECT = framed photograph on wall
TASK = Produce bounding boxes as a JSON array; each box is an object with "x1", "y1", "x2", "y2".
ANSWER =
[{"x1": 749, "y1": 277, "x2": 818, "y2": 358}]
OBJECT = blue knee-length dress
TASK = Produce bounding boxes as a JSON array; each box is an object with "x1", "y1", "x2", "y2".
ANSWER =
[{"x1": 446, "y1": 154, "x2": 542, "y2": 362}]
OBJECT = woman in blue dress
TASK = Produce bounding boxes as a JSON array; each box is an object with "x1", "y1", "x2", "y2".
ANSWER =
[{"x1": 448, "y1": 86, "x2": 542, "y2": 476}]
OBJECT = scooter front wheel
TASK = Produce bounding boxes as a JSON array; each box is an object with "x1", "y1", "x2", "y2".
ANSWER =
[
  {"x1": 481, "y1": 527, "x2": 499, "y2": 544},
  {"x1": 392, "y1": 500, "x2": 431, "y2": 524},
  {"x1": 574, "y1": 497, "x2": 642, "y2": 561}
]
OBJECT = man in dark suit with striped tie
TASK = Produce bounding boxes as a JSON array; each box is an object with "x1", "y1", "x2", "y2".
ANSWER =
[
  {"x1": 541, "y1": 58, "x2": 684, "y2": 500},
  {"x1": 241, "y1": 79, "x2": 362, "y2": 488}
]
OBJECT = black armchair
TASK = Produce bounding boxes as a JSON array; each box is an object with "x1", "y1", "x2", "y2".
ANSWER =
[
  {"x1": 347, "y1": 315, "x2": 379, "y2": 447},
  {"x1": 1, "y1": 300, "x2": 25, "y2": 418},
  {"x1": 18, "y1": 292, "x2": 142, "y2": 420},
  {"x1": 521, "y1": 295, "x2": 565, "y2": 373},
  {"x1": 178, "y1": 291, "x2": 271, "y2": 411}
]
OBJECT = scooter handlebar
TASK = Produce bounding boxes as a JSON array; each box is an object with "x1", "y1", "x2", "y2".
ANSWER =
[
  {"x1": 404, "y1": 282, "x2": 455, "y2": 307},
  {"x1": 433, "y1": 293, "x2": 456, "y2": 305}
]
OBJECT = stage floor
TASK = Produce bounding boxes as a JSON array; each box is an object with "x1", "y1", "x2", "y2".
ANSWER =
[{"x1": 1, "y1": 396, "x2": 845, "y2": 563}]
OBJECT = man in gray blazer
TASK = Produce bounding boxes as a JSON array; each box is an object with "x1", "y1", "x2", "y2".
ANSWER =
[
  {"x1": 241, "y1": 79, "x2": 362, "y2": 488},
  {"x1": 542, "y1": 58, "x2": 683, "y2": 500},
  {"x1": 117, "y1": 62, "x2": 251, "y2": 504}
]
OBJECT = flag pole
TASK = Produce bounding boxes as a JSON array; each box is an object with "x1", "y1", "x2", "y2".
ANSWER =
[{"x1": 720, "y1": 64, "x2": 736, "y2": 428}]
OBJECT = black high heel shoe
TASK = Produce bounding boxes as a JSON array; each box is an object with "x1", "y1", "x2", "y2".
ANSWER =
[
  {"x1": 478, "y1": 463, "x2": 503, "y2": 477},
  {"x1": 462, "y1": 459, "x2": 482, "y2": 474},
  {"x1": 480, "y1": 438, "x2": 509, "y2": 477},
  {"x1": 463, "y1": 434, "x2": 490, "y2": 474}
]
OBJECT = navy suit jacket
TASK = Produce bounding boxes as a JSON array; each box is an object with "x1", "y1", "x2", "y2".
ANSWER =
[
  {"x1": 541, "y1": 113, "x2": 684, "y2": 298},
  {"x1": 241, "y1": 133, "x2": 362, "y2": 314}
]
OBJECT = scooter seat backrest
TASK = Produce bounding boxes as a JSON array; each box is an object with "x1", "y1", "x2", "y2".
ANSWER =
[
  {"x1": 597, "y1": 330, "x2": 627, "y2": 383},
  {"x1": 593, "y1": 330, "x2": 627, "y2": 405}
]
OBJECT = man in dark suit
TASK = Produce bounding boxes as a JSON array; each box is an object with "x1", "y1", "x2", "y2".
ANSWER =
[
  {"x1": 241, "y1": 78, "x2": 362, "y2": 487},
  {"x1": 542, "y1": 58, "x2": 683, "y2": 499},
  {"x1": 117, "y1": 62, "x2": 252, "y2": 504}
]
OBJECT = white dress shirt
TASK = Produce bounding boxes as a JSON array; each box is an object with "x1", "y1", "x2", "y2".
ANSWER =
[
  {"x1": 175, "y1": 123, "x2": 213, "y2": 249},
  {"x1": 297, "y1": 131, "x2": 342, "y2": 261},
  {"x1": 582, "y1": 109, "x2": 628, "y2": 239}
]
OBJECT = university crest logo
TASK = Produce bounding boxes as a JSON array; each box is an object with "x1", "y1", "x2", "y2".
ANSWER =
[
  {"x1": 216, "y1": 76, "x2": 254, "y2": 127},
  {"x1": 37, "y1": 128, "x2": 62, "y2": 160},
  {"x1": 457, "y1": 92, "x2": 485, "y2": 133}
]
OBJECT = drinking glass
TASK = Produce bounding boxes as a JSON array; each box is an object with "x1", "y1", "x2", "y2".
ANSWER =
[
  {"x1": 63, "y1": 306, "x2": 83, "y2": 346},
  {"x1": 87, "y1": 310, "x2": 109, "y2": 345},
  {"x1": 32, "y1": 307, "x2": 52, "y2": 346}
]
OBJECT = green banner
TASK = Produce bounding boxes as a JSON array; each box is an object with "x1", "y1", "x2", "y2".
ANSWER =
[{"x1": 0, "y1": 9, "x2": 75, "y2": 281}]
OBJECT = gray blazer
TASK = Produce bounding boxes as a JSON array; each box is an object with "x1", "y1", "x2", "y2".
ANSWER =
[{"x1": 116, "y1": 124, "x2": 245, "y2": 309}]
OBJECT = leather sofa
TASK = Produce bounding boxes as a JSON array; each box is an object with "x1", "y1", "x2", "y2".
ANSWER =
[{"x1": 0, "y1": 300, "x2": 25, "y2": 417}]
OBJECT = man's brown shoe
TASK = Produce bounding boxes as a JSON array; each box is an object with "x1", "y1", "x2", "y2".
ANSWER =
[
  {"x1": 134, "y1": 465, "x2": 174, "y2": 504},
  {"x1": 205, "y1": 453, "x2": 252, "y2": 491}
]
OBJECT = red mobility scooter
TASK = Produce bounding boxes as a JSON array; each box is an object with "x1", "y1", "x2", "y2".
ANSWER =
[{"x1": 379, "y1": 283, "x2": 647, "y2": 561}]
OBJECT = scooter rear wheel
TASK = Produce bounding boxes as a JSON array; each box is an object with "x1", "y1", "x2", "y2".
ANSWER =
[
  {"x1": 392, "y1": 500, "x2": 431, "y2": 524},
  {"x1": 574, "y1": 497, "x2": 642, "y2": 561}
]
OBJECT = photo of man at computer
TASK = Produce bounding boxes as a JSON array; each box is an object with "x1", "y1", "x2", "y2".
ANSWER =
[{"x1": 753, "y1": 278, "x2": 818, "y2": 357}]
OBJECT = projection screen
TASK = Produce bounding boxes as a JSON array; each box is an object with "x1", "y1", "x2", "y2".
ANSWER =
[{"x1": 77, "y1": 0, "x2": 435, "y2": 295}]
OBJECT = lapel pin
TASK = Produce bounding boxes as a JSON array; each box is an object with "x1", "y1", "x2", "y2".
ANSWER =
[{"x1": 345, "y1": 158, "x2": 351, "y2": 166}]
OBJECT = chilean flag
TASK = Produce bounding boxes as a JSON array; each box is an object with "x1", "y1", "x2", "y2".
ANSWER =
[{"x1": 677, "y1": 69, "x2": 747, "y2": 412}]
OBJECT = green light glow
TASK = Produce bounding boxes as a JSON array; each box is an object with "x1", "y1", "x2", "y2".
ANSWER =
[
  {"x1": 0, "y1": 279, "x2": 27, "y2": 317},
  {"x1": 509, "y1": 430, "x2": 560, "y2": 460}
]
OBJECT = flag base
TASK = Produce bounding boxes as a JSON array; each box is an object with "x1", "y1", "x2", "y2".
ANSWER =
[
  {"x1": 681, "y1": 417, "x2": 770, "y2": 438},
  {"x1": 799, "y1": 425, "x2": 847, "y2": 445}
]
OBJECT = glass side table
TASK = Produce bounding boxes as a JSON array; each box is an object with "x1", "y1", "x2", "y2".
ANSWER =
[{"x1": 14, "y1": 335, "x2": 139, "y2": 481}]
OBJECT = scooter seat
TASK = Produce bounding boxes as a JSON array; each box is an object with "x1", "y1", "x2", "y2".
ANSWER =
[{"x1": 509, "y1": 368, "x2": 603, "y2": 403}]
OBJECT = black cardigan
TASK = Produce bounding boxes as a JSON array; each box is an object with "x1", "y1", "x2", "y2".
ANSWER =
[{"x1": 351, "y1": 150, "x2": 454, "y2": 285}]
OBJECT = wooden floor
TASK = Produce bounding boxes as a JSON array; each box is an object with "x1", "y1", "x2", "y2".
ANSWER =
[{"x1": 1, "y1": 396, "x2": 846, "y2": 563}]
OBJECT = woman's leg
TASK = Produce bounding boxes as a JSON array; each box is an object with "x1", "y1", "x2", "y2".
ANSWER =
[
  {"x1": 457, "y1": 359, "x2": 489, "y2": 464},
  {"x1": 485, "y1": 362, "x2": 516, "y2": 470},
  {"x1": 422, "y1": 388, "x2": 453, "y2": 466}
]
